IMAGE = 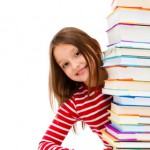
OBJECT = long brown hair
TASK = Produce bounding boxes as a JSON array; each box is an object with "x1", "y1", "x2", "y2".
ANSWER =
[{"x1": 49, "y1": 27, "x2": 106, "y2": 108}]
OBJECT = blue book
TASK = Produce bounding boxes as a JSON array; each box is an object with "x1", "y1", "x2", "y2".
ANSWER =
[{"x1": 113, "y1": 96, "x2": 150, "y2": 106}]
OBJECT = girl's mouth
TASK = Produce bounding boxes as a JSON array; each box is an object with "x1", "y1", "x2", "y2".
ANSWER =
[{"x1": 76, "y1": 65, "x2": 87, "y2": 75}]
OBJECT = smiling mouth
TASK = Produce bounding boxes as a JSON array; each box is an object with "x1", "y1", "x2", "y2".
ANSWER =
[{"x1": 76, "y1": 65, "x2": 87, "y2": 75}]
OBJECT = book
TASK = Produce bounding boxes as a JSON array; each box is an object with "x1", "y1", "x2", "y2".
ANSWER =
[
  {"x1": 108, "y1": 40, "x2": 150, "y2": 49},
  {"x1": 113, "y1": 96, "x2": 150, "y2": 106},
  {"x1": 111, "y1": 102, "x2": 150, "y2": 116},
  {"x1": 111, "y1": 121, "x2": 150, "y2": 132},
  {"x1": 102, "y1": 56, "x2": 150, "y2": 67},
  {"x1": 102, "y1": 88, "x2": 150, "y2": 97},
  {"x1": 103, "y1": 47, "x2": 150, "y2": 58},
  {"x1": 105, "y1": 124, "x2": 150, "y2": 140},
  {"x1": 114, "y1": 148, "x2": 148, "y2": 150},
  {"x1": 107, "y1": 8, "x2": 150, "y2": 29},
  {"x1": 111, "y1": 0, "x2": 150, "y2": 10},
  {"x1": 107, "y1": 23, "x2": 150, "y2": 45},
  {"x1": 104, "y1": 66, "x2": 150, "y2": 81},
  {"x1": 108, "y1": 110, "x2": 150, "y2": 125},
  {"x1": 101, "y1": 129, "x2": 150, "y2": 148},
  {"x1": 104, "y1": 80, "x2": 150, "y2": 92}
]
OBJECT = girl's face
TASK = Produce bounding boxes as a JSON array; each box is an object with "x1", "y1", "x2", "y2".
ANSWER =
[{"x1": 53, "y1": 44, "x2": 90, "y2": 85}]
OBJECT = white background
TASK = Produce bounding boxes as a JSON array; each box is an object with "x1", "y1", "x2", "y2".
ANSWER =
[{"x1": 0, "y1": 0, "x2": 112, "y2": 149}]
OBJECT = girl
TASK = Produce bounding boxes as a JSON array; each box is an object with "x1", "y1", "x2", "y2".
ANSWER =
[{"x1": 38, "y1": 27, "x2": 113, "y2": 150}]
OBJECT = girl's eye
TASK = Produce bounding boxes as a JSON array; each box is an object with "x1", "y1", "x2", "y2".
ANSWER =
[
  {"x1": 62, "y1": 62, "x2": 69, "y2": 69},
  {"x1": 75, "y1": 51, "x2": 81, "y2": 57}
]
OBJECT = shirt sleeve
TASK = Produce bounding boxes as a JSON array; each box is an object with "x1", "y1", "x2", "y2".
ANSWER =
[{"x1": 38, "y1": 98, "x2": 78, "y2": 150}]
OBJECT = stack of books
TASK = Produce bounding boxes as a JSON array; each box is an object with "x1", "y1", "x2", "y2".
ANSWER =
[{"x1": 101, "y1": 0, "x2": 150, "y2": 149}]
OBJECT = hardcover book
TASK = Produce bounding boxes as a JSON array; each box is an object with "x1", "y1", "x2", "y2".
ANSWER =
[
  {"x1": 111, "y1": 102, "x2": 150, "y2": 116},
  {"x1": 107, "y1": 41, "x2": 150, "y2": 49},
  {"x1": 104, "y1": 66, "x2": 150, "y2": 81},
  {"x1": 111, "y1": 0, "x2": 150, "y2": 10},
  {"x1": 103, "y1": 47, "x2": 150, "y2": 58},
  {"x1": 107, "y1": 8, "x2": 150, "y2": 29},
  {"x1": 108, "y1": 110, "x2": 150, "y2": 124},
  {"x1": 111, "y1": 121, "x2": 150, "y2": 132},
  {"x1": 107, "y1": 23, "x2": 150, "y2": 45},
  {"x1": 104, "y1": 80, "x2": 150, "y2": 92},
  {"x1": 102, "y1": 88, "x2": 150, "y2": 97},
  {"x1": 105, "y1": 124, "x2": 150, "y2": 140},
  {"x1": 113, "y1": 96, "x2": 150, "y2": 106},
  {"x1": 101, "y1": 129, "x2": 150, "y2": 148},
  {"x1": 102, "y1": 56, "x2": 150, "y2": 67}
]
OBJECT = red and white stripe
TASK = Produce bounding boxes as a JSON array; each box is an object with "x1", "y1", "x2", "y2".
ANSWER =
[{"x1": 38, "y1": 84, "x2": 113, "y2": 150}]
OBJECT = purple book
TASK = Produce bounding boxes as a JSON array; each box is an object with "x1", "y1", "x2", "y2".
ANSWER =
[{"x1": 105, "y1": 124, "x2": 150, "y2": 141}]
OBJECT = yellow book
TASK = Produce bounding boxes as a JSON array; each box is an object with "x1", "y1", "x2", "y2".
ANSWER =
[
  {"x1": 108, "y1": 110, "x2": 150, "y2": 124},
  {"x1": 101, "y1": 129, "x2": 150, "y2": 148},
  {"x1": 111, "y1": 0, "x2": 150, "y2": 10}
]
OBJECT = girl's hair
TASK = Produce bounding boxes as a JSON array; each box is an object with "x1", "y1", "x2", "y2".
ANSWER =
[{"x1": 49, "y1": 27, "x2": 106, "y2": 109}]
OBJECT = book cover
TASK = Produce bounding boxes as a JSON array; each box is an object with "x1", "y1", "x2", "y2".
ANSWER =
[
  {"x1": 111, "y1": 121, "x2": 150, "y2": 132},
  {"x1": 102, "y1": 88, "x2": 150, "y2": 97},
  {"x1": 104, "y1": 66, "x2": 150, "y2": 81},
  {"x1": 104, "y1": 80, "x2": 150, "y2": 92},
  {"x1": 107, "y1": 8, "x2": 150, "y2": 29},
  {"x1": 111, "y1": 102, "x2": 150, "y2": 116},
  {"x1": 107, "y1": 40, "x2": 150, "y2": 49},
  {"x1": 108, "y1": 110, "x2": 150, "y2": 125},
  {"x1": 114, "y1": 148, "x2": 148, "y2": 150},
  {"x1": 102, "y1": 56, "x2": 150, "y2": 67},
  {"x1": 101, "y1": 129, "x2": 150, "y2": 148},
  {"x1": 103, "y1": 47, "x2": 150, "y2": 58},
  {"x1": 111, "y1": 0, "x2": 150, "y2": 10},
  {"x1": 113, "y1": 96, "x2": 150, "y2": 106},
  {"x1": 105, "y1": 124, "x2": 150, "y2": 140},
  {"x1": 107, "y1": 23, "x2": 150, "y2": 45}
]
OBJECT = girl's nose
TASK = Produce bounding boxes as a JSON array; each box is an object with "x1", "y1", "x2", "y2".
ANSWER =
[{"x1": 71, "y1": 61, "x2": 80, "y2": 70}]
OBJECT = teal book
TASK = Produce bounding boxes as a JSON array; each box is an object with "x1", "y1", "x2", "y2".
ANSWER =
[{"x1": 102, "y1": 56, "x2": 150, "y2": 67}]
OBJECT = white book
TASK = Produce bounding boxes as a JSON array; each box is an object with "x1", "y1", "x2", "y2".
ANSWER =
[
  {"x1": 105, "y1": 66, "x2": 150, "y2": 81},
  {"x1": 104, "y1": 80, "x2": 150, "y2": 92},
  {"x1": 107, "y1": 24, "x2": 150, "y2": 45},
  {"x1": 106, "y1": 124, "x2": 150, "y2": 140},
  {"x1": 102, "y1": 129, "x2": 150, "y2": 148},
  {"x1": 109, "y1": 110, "x2": 150, "y2": 124},
  {"x1": 111, "y1": 0, "x2": 150, "y2": 10},
  {"x1": 108, "y1": 40, "x2": 150, "y2": 49},
  {"x1": 103, "y1": 56, "x2": 150, "y2": 67},
  {"x1": 111, "y1": 121, "x2": 150, "y2": 132},
  {"x1": 113, "y1": 96, "x2": 150, "y2": 106},
  {"x1": 102, "y1": 88, "x2": 150, "y2": 97},
  {"x1": 107, "y1": 8, "x2": 150, "y2": 29},
  {"x1": 103, "y1": 47, "x2": 150, "y2": 58}
]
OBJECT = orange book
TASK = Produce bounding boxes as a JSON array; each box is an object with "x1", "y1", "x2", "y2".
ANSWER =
[
  {"x1": 104, "y1": 66, "x2": 150, "y2": 81},
  {"x1": 104, "y1": 80, "x2": 150, "y2": 92}
]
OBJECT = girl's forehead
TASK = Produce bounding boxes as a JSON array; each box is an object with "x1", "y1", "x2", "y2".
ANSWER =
[{"x1": 53, "y1": 44, "x2": 78, "y2": 61}]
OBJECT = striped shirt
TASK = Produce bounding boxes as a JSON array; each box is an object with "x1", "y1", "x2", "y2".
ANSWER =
[{"x1": 38, "y1": 84, "x2": 113, "y2": 150}]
